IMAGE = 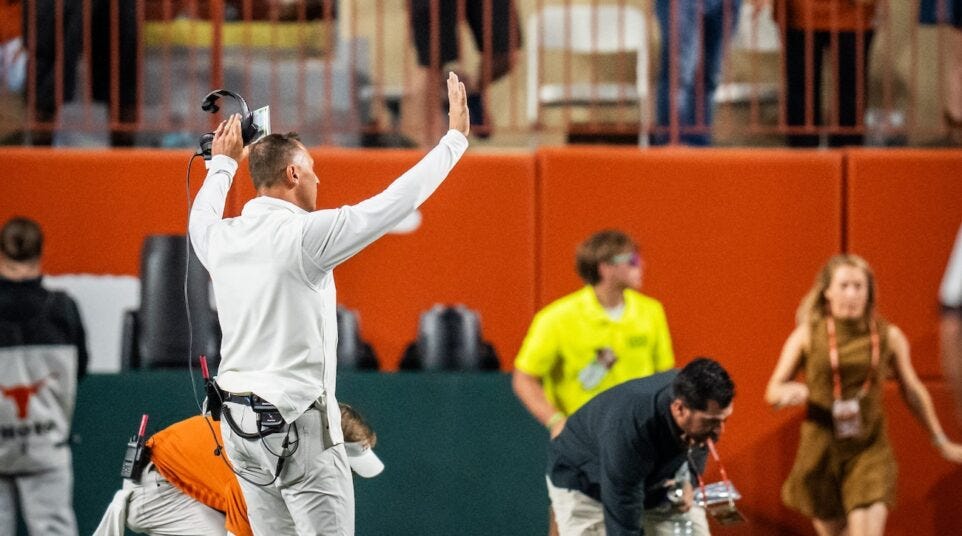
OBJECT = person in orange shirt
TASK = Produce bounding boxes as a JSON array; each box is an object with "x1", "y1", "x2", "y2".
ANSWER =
[
  {"x1": 761, "y1": 0, "x2": 876, "y2": 147},
  {"x1": 93, "y1": 404, "x2": 383, "y2": 536}
]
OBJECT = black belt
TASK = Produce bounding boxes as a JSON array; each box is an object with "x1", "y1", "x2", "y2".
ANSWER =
[
  {"x1": 222, "y1": 392, "x2": 278, "y2": 411},
  {"x1": 220, "y1": 391, "x2": 286, "y2": 440},
  {"x1": 224, "y1": 392, "x2": 255, "y2": 406}
]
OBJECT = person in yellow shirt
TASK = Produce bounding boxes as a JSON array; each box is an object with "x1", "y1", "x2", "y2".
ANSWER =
[
  {"x1": 514, "y1": 229, "x2": 674, "y2": 535},
  {"x1": 513, "y1": 229, "x2": 675, "y2": 439}
]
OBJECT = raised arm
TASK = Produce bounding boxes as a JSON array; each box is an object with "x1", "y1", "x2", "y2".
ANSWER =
[
  {"x1": 888, "y1": 324, "x2": 962, "y2": 463},
  {"x1": 765, "y1": 324, "x2": 810, "y2": 408},
  {"x1": 300, "y1": 73, "x2": 470, "y2": 273},
  {"x1": 187, "y1": 115, "x2": 246, "y2": 268}
]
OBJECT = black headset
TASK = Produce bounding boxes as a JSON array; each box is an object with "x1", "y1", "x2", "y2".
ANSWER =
[{"x1": 197, "y1": 89, "x2": 262, "y2": 160}]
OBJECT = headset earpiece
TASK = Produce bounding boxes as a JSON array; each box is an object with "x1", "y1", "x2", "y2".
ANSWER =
[{"x1": 197, "y1": 89, "x2": 261, "y2": 160}]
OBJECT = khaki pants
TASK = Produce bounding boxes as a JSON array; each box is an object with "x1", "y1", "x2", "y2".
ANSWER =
[
  {"x1": 222, "y1": 401, "x2": 355, "y2": 536},
  {"x1": 547, "y1": 477, "x2": 710, "y2": 536},
  {"x1": 125, "y1": 465, "x2": 226, "y2": 535}
]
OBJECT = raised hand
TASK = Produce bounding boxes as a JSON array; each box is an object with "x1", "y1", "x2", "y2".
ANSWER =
[
  {"x1": 212, "y1": 113, "x2": 247, "y2": 162},
  {"x1": 447, "y1": 71, "x2": 470, "y2": 136}
]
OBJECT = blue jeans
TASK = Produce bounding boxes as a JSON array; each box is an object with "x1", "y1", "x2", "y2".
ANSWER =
[{"x1": 653, "y1": 0, "x2": 740, "y2": 146}]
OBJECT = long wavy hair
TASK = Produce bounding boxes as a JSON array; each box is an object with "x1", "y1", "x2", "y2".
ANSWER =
[{"x1": 796, "y1": 254, "x2": 877, "y2": 326}]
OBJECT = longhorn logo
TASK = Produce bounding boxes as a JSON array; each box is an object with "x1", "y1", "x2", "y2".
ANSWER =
[{"x1": 1, "y1": 378, "x2": 47, "y2": 420}]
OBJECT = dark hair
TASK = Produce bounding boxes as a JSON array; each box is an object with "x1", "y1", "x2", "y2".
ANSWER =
[
  {"x1": 575, "y1": 229, "x2": 637, "y2": 285},
  {"x1": 248, "y1": 132, "x2": 303, "y2": 190},
  {"x1": 673, "y1": 357, "x2": 735, "y2": 410},
  {"x1": 0, "y1": 217, "x2": 44, "y2": 262}
]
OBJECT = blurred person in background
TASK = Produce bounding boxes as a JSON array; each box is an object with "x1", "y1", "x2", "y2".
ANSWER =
[
  {"x1": 21, "y1": 0, "x2": 139, "y2": 146},
  {"x1": 405, "y1": 0, "x2": 521, "y2": 144},
  {"x1": 766, "y1": 253, "x2": 962, "y2": 536},
  {"x1": 769, "y1": 0, "x2": 875, "y2": 147},
  {"x1": 652, "y1": 0, "x2": 741, "y2": 146},
  {"x1": 0, "y1": 216, "x2": 88, "y2": 536},
  {"x1": 513, "y1": 229, "x2": 674, "y2": 535},
  {"x1": 919, "y1": 0, "x2": 962, "y2": 145}
]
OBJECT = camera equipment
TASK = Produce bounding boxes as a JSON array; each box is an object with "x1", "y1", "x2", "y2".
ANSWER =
[
  {"x1": 197, "y1": 89, "x2": 264, "y2": 160},
  {"x1": 120, "y1": 414, "x2": 150, "y2": 481}
]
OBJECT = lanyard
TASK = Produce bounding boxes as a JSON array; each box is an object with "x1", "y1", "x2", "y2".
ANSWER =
[
  {"x1": 690, "y1": 438, "x2": 735, "y2": 508},
  {"x1": 826, "y1": 316, "x2": 880, "y2": 401}
]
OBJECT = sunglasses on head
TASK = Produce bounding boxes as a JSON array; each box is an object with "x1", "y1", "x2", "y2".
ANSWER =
[{"x1": 608, "y1": 252, "x2": 641, "y2": 267}]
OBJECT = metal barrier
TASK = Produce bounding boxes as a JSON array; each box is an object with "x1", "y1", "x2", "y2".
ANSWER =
[{"x1": 0, "y1": 0, "x2": 960, "y2": 148}]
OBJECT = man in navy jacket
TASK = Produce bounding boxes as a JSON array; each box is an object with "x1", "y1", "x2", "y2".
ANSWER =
[{"x1": 547, "y1": 357, "x2": 735, "y2": 536}]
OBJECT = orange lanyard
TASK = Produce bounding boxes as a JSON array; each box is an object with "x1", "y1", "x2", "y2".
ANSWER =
[
  {"x1": 826, "y1": 316, "x2": 880, "y2": 401},
  {"x1": 692, "y1": 438, "x2": 735, "y2": 507}
]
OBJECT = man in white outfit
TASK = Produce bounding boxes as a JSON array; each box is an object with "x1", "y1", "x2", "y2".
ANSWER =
[{"x1": 188, "y1": 72, "x2": 470, "y2": 536}]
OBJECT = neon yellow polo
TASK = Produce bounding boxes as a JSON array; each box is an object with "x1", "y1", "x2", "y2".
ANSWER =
[{"x1": 514, "y1": 286, "x2": 674, "y2": 415}]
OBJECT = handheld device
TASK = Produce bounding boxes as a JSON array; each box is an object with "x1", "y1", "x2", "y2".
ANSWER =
[
  {"x1": 120, "y1": 414, "x2": 150, "y2": 481},
  {"x1": 200, "y1": 355, "x2": 222, "y2": 421}
]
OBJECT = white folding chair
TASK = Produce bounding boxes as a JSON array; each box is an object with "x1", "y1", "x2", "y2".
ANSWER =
[{"x1": 526, "y1": 4, "x2": 650, "y2": 146}]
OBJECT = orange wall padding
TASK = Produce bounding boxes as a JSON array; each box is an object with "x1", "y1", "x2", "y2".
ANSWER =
[
  {"x1": 537, "y1": 147, "x2": 844, "y2": 535},
  {"x1": 0, "y1": 147, "x2": 535, "y2": 371},
  {"x1": 226, "y1": 147, "x2": 538, "y2": 370},
  {"x1": 2, "y1": 146, "x2": 962, "y2": 532},
  {"x1": 846, "y1": 149, "x2": 962, "y2": 379},
  {"x1": 0, "y1": 149, "x2": 213, "y2": 275}
]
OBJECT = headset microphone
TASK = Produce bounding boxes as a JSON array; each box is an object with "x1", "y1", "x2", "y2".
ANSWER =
[{"x1": 197, "y1": 89, "x2": 264, "y2": 160}]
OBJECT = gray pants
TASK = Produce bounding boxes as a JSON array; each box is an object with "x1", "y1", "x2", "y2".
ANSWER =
[
  {"x1": 0, "y1": 461, "x2": 77, "y2": 536},
  {"x1": 547, "y1": 477, "x2": 710, "y2": 536},
  {"x1": 221, "y1": 401, "x2": 355, "y2": 536},
  {"x1": 125, "y1": 465, "x2": 225, "y2": 535},
  {"x1": 91, "y1": 464, "x2": 229, "y2": 536}
]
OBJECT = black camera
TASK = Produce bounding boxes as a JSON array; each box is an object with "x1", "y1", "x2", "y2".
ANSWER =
[{"x1": 197, "y1": 89, "x2": 265, "y2": 160}]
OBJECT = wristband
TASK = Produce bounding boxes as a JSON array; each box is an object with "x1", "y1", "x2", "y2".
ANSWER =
[
  {"x1": 933, "y1": 432, "x2": 949, "y2": 448},
  {"x1": 546, "y1": 411, "x2": 565, "y2": 430}
]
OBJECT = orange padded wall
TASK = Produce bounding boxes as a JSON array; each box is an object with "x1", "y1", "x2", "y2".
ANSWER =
[
  {"x1": 846, "y1": 149, "x2": 962, "y2": 378},
  {"x1": 252, "y1": 148, "x2": 538, "y2": 371},
  {"x1": 536, "y1": 147, "x2": 844, "y2": 534},
  {"x1": 3, "y1": 146, "x2": 962, "y2": 533},
  {"x1": 0, "y1": 148, "x2": 230, "y2": 275},
  {"x1": 0, "y1": 147, "x2": 536, "y2": 371}
]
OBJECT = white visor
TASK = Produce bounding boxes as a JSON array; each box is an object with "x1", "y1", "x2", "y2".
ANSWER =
[{"x1": 344, "y1": 441, "x2": 384, "y2": 478}]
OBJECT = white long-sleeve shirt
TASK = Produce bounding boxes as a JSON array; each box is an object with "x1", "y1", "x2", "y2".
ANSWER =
[{"x1": 188, "y1": 130, "x2": 468, "y2": 430}]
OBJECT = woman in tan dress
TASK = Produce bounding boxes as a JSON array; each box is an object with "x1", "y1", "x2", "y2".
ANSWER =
[{"x1": 766, "y1": 254, "x2": 962, "y2": 536}]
